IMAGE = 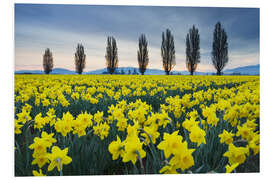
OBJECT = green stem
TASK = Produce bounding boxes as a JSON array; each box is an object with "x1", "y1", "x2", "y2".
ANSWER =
[
  {"x1": 136, "y1": 151, "x2": 145, "y2": 174},
  {"x1": 57, "y1": 158, "x2": 63, "y2": 176}
]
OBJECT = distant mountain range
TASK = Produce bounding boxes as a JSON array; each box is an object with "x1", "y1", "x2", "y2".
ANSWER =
[
  {"x1": 15, "y1": 64, "x2": 260, "y2": 75},
  {"x1": 223, "y1": 64, "x2": 260, "y2": 75},
  {"x1": 15, "y1": 68, "x2": 76, "y2": 75}
]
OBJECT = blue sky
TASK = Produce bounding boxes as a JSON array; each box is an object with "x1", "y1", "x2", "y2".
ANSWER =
[{"x1": 15, "y1": 4, "x2": 259, "y2": 72}]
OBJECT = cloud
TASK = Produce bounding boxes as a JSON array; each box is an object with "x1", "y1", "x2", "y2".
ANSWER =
[{"x1": 15, "y1": 4, "x2": 259, "y2": 72}]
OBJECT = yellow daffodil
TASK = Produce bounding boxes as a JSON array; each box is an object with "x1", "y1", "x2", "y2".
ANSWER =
[
  {"x1": 225, "y1": 163, "x2": 239, "y2": 173},
  {"x1": 189, "y1": 126, "x2": 206, "y2": 146},
  {"x1": 32, "y1": 169, "x2": 45, "y2": 176},
  {"x1": 218, "y1": 130, "x2": 235, "y2": 145},
  {"x1": 223, "y1": 144, "x2": 249, "y2": 165},
  {"x1": 108, "y1": 136, "x2": 124, "y2": 160},
  {"x1": 47, "y1": 146, "x2": 72, "y2": 172},
  {"x1": 157, "y1": 131, "x2": 184, "y2": 158},
  {"x1": 122, "y1": 135, "x2": 146, "y2": 165}
]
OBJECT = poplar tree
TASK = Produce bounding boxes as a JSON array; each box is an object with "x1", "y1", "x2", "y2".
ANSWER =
[
  {"x1": 161, "y1": 29, "x2": 175, "y2": 75},
  {"x1": 186, "y1": 25, "x2": 200, "y2": 75},
  {"x1": 105, "y1": 36, "x2": 118, "y2": 74},
  {"x1": 43, "y1": 48, "x2": 53, "y2": 74},
  {"x1": 75, "y1": 44, "x2": 86, "y2": 74},
  {"x1": 212, "y1": 22, "x2": 228, "y2": 75},
  {"x1": 137, "y1": 34, "x2": 149, "y2": 75}
]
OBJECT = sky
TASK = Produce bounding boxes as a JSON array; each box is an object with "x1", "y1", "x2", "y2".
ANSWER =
[{"x1": 14, "y1": 4, "x2": 260, "y2": 72}]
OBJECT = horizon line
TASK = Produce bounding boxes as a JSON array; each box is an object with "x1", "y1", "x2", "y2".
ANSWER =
[{"x1": 15, "y1": 64, "x2": 260, "y2": 73}]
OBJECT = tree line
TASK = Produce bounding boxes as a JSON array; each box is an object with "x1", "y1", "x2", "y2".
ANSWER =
[{"x1": 43, "y1": 22, "x2": 228, "y2": 75}]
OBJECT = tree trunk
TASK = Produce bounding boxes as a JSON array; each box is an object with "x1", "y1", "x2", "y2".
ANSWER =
[
  {"x1": 141, "y1": 72, "x2": 144, "y2": 75},
  {"x1": 190, "y1": 70, "x2": 194, "y2": 75},
  {"x1": 217, "y1": 70, "x2": 221, "y2": 75},
  {"x1": 109, "y1": 68, "x2": 114, "y2": 75},
  {"x1": 165, "y1": 71, "x2": 170, "y2": 75}
]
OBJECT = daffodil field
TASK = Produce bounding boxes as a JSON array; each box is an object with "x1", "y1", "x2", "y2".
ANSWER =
[{"x1": 14, "y1": 75, "x2": 260, "y2": 176}]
